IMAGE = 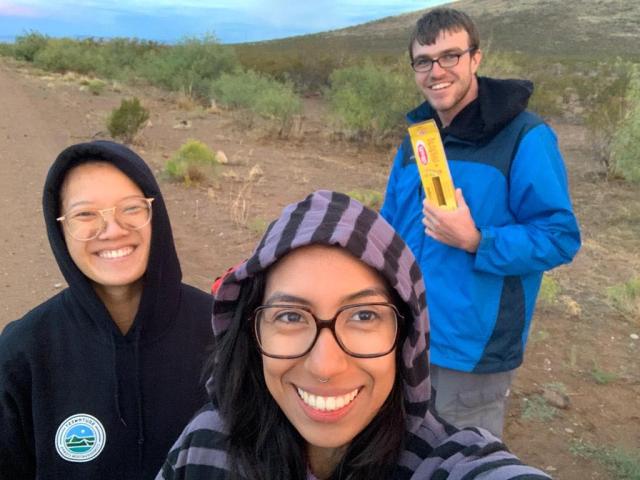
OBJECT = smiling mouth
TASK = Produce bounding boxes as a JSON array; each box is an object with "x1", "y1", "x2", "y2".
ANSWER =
[
  {"x1": 97, "y1": 246, "x2": 134, "y2": 259},
  {"x1": 430, "y1": 82, "x2": 452, "y2": 91},
  {"x1": 296, "y1": 387, "x2": 359, "y2": 412}
]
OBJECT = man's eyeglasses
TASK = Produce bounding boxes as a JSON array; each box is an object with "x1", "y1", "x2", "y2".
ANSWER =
[
  {"x1": 57, "y1": 197, "x2": 154, "y2": 241},
  {"x1": 411, "y1": 47, "x2": 476, "y2": 73},
  {"x1": 253, "y1": 302, "x2": 402, "y2": 359}
]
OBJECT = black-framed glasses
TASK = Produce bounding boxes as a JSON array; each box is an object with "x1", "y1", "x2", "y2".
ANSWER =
[
  {"x1": 411, "y1": 47, "x2": 476, "y2": 73},
  {"x1": 253, "y1": 302, "x2": 402, "y2": 359},
  {"x1": 57, "y1": 197, "x2": 154, "y2": 241}
]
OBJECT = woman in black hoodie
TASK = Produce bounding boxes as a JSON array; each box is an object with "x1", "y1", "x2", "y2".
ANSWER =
[{"x1": 0, "y1": 141, "x2": 214, "y2": 479}]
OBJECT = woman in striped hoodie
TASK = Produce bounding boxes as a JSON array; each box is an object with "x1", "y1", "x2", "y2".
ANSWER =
[{"x1": 158, "y1": 190, "x2": 550, "y2": 480}]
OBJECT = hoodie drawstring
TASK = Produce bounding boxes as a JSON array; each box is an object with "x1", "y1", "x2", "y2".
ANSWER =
[
  {"x1": 134, "y1": 325, "x2": 145, "y2": 470},
  {"x1": 111, "y1": 333, "x2": 128, "y2": 427}
]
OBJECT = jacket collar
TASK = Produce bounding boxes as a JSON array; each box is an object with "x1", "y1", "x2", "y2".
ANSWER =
[{"x1": 407, "y1": 76, "x2": 533, "y2": 142}]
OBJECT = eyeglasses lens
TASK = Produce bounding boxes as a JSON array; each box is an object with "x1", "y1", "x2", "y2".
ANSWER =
[
  {"x1": 255, "y1": 304, "x2": 398, "y2": 358},
  {"x1": 65, "y1": 198, "x2": 152, "y2": 241}
]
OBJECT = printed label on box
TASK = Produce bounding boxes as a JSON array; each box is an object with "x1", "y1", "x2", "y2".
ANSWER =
[{"x1": 408, "y1": 119, "x2": 457, "y2": 210}]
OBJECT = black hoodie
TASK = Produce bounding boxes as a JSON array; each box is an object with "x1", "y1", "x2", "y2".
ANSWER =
[
  {"x1": 0, "y1": 141, "x2": 214, "y2": 479},
  {"x1": 410, "y1": 76, "x2": 534, "y2": 142}
]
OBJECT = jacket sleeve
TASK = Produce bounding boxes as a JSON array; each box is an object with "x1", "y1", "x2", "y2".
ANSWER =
[
  {"x1": 473, "y1": 124, "x2": 581, "y2": 276},
  {"x1": 380, "y1": 143, "x2": 405, "y2": 225},
  {"x1": 0, "y1": 335, "x2": 36, "y2": 480}
]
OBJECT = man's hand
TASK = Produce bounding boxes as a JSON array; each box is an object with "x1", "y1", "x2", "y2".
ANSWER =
[{"x1": 422, "y1": 188, "x2": 481, "y2": 253}]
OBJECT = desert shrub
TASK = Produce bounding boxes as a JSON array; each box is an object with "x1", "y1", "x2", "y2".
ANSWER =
[
  {"x1": 0, "y1": 43, "x2": 14, "y2": 57},
  {"x1": 348, "y1": 189, "x2": 383, "y2": 211},
  {"x1": 478, "y1": 48, "x2": 523, "y2": 78},
  {"x1": 609, "y1": 76, "x2": 640, "y2": 183},
  {"x1": 87, "y1": 79, "x2": 107, "y2": 95},
  {"x1": 236, "y1": 48, "x2": 349, "y2": 93},
  {"x1": 327, "y1": 62, "x2": 418, "y2": 141},
  {"x1": 96, "y1": 37, "x2": 161, "y2": 79},
  {"x1": 521, "y1": 395, "x2": 557, "y2": 422},
  {"x1": 165, "y1": 139, "x2": 219, "y2": 185},
  {"x1": 139, "y1": 35, "x2": 238, "y2": 99},
  {"x1": 571, "y1": 441, "x2": 640, "y2": 480},
  {"x1": 106, "y1": 97, "x2": 150, "y2": 143},
  {"x1": 606, "y1": 276, "x2": 640, "y2": 319},
  {"x1": 33, "y1": 38, "x2": 105, "y2": 74},
  {"x1": 13, "y1": 32, "x2": 49, "y2": 61},
  {"x1": 247, "y1": 217, "x2": 269, "y2": 237},
  {"x1": 583, "y1": 60, "x2": 638, "y2": 175},
  {"x1": 590, "y1": 364, "x2": 619, "y2": 385},
  {"x1": 523, "y1": 60, "x2": 583, "y2": 119},
  {"x1": 537, "y1": 274, "x2": 560, "y2": 307},
  {"x1": 211, "y1": 70, "x2": 302, "y2": 136}
]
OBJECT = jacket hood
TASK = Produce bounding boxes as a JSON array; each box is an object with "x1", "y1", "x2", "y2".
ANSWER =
[
  {"x1": 42, "y1": 140, "x2": 182, "y2": 339},
  {"x1": 408, "y1": 76, "x2": 534, "y2": 142},
  {"x1": 211, "y1": 190, "x2": 430, "y2": 433}
]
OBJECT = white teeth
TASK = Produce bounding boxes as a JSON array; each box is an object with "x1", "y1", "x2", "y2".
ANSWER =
[
  {"x1": 431, "y1": 82, "x2": 450, "y2": 90},
  {"x1": 98, "y1": 247, "x2": 134, "y2": 259},
  {"x1": 296, "y1": 387, "x2": 359, "y2": 412}
]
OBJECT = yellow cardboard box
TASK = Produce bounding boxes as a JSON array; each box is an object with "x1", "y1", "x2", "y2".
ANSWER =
[{"x1": 408, "y1": 119, "x2": 457, "y2": 210}]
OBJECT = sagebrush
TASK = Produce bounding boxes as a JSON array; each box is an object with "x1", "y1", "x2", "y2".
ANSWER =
[
  {"x1": 139, "y1": 35, "x2": 238, "y2": 99},
  {"x1": 106, "y1": 97, "x2": 150, "y2": 143},
  {"x1": 165, "y1": 139, "x2": 218, "y2": 185},
  {"x1": 211, "y1": 70, "x2": 301, "y2": 136},
  {"x1": 327, "y1": 62, "x2": 418, "y2": 142}
]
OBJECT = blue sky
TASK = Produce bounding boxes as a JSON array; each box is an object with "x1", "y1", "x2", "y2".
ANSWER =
[{"x1": 0, "y1": 0, "x2": 447, "y2": 44}]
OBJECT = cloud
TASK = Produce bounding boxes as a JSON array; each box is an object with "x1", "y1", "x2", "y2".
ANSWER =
[{"x1": 0, "y1": 1, "x2": 42, "y2": 17}]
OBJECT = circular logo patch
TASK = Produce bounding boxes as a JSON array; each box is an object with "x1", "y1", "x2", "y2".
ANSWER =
[{"x1": 55, "y1": 414, "x2": 106, "y2": 462}]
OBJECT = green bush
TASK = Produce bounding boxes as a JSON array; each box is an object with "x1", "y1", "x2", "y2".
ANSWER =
[
  {"x1": 33, "y1": 38, "x2": 105, "y2": 74},
  {"x1": 583, "y1": 60, "x2": 638, "y2": 175},
  {"x1": 0, "y1": 43, "x2": 14, "y2": 57},
  {"x1": 236, "y1": 48, "x2": 349, "y2": 93},
  {"x1": 95, "y1": 38, "x2": 161, "y2": 79},
  {"x1": 106, "y1": 97, "x2": 150, "y2": 143},
  {"x1": 571, "y1": 441, "x2": 640, "y2": 480},
  {"x1": 537, "y1": 274, "x2": 560, "y2": 307},
  {"x1": 211, "y1": 70, "x2": 302, "y2": 136},
  {"x1": 606, "y1": 277, "x2": 640, "y2": 319},
  {"x1": 139, "y1": 35, "x2": 238, "y2": 99},
  {"x1": 348, "y1": 189, "x2": 383, "y2": 211},
  {"x1": 327, "y1": 62, "x2": 419, "y2": 141},
  {"x1": 478, "y1": 48, "x2": 523, "y2": 78},
  {"x1": 87, "y1": 79, "x2": 107, "y2": 95},
  {"x1": 521, "y1": 395, "x2": 557, "y2": 422},
  {"x1": 610, "y1": 75, "x2": 640, "y2": 182},
  {"x1": 13, "y1": 32, "x2": 48, "y2": 61},
  {"x1": 590, "y1": 364, "x2": 619, "y2": 385},
  {"x1": 165, "y1": 139, "x2": 219, "y2": 185}
]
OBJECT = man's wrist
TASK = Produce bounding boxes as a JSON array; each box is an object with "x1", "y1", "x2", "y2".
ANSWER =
[{"x1": 464, "y1": 228, "x2": 481, "y2": 253}]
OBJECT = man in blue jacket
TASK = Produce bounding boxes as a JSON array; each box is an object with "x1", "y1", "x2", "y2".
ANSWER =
[{"x1": 380, "y1": 7, "x2": 581, "y2": 437}]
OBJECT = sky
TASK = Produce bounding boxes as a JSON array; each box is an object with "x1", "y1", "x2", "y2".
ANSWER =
[{"x1": 0, "y1": 0, "x2": 447, "y2": 44}]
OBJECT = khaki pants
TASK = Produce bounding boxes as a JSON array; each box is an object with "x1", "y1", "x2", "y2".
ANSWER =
[{"x1": 431, "y1": 365, "x2": 515, "y2": 438}]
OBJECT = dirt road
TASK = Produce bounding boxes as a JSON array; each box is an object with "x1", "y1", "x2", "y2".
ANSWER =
[{"x1": 0, "y1": 63, "x2": 71, "y2": 321}]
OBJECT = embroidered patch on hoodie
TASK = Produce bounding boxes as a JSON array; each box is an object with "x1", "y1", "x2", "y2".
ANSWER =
[{"x1": 55, "y1": 414, "x2": 106, "y2": 462}]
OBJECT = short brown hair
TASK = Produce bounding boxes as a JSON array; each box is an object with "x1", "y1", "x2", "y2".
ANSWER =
[{"x1": 408, "y1": 7, "x2": 480, "y2": 61}]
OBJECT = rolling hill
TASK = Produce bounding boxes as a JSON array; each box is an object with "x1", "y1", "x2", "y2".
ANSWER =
[{"x1": 235, "y1": 0, "x2": 640, "y2": 62}]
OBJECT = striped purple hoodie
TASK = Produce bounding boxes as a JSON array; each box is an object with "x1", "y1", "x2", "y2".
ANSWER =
[{"x1": 157, "y1": 190, "x2": 550, "y2": 479}]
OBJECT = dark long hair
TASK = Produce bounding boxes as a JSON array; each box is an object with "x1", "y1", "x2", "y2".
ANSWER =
[{"x1": 206, "y1": 269, "x2": 410, "y2": 480}]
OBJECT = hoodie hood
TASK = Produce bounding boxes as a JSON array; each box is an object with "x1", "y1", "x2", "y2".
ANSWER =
[
  {"x1": 42, "y1": 140, "x2": 182, "y2": 340},
  {"x1": 407, "y1": 76, "x2": 534, "y2": 142},
  {"x1": 211, "y1": 190, "x2": 430, "y2": 433}
]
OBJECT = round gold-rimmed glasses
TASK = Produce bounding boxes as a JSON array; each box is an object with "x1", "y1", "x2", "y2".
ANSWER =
[{"x1": 57, "y1": 197, "x2": 154, "y2": 241}]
